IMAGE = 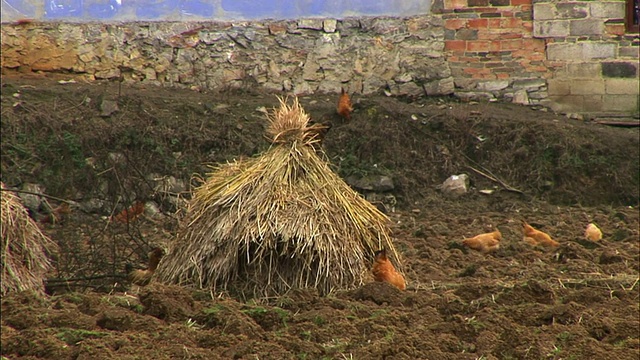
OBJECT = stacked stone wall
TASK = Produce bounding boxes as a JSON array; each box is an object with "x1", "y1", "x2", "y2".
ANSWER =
[
  {"x1": 535, "y1": 0, "x2": 639, "y2": 114},
  {"x1": 1, "y1": 1, "x2": 638, "y2": 115},
  {"x1": 437, "y1": 0, "x2": 639, "y2": 114},
  {"x1": 0, "y1": 18, "x2": 453, "y2": 97}
]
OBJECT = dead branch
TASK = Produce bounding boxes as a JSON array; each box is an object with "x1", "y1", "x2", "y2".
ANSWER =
[
  {"x1": 0, "y1": 188, "x2": 73, "y2": 204},
  {"x1": 463, "y1": 161, "x2": 524, "y2": 195}
]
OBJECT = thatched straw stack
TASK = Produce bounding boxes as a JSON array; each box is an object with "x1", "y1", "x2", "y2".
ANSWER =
[
  {"x1": 1, "y1": 182, "x2": 57, "y2": 296},
  {"x1": 156, "y1": 97, "x2": 401, "y2": 297}
]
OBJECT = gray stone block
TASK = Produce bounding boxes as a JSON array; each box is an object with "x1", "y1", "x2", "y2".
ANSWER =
[
  {"x1": 548, "y1": 79, "x2": 571, "y2": 96},
  {"x1": 570, "y1": 20, "x2": 604, "y2": 36},
  {"x1": 567, "y1": 62, "x2": 602, "y2": 78},
  {"x1": 556, "y1": 2, "x2": 588, "y2": 19},
  {"x1": 490, "y1": 0, "x2": 510, "y2": 6},
  {"x1": 528, "y1": 90, "x2": 548, "y2": 99},
  {"x1": 476, "y1": 80, "x2": 509, "y2": 91},
  {"x1": 456, "y1": 29, "x2": 478, "y2": 40},
  {"x1": 590, "y1": 2, "x2": 626, "y2": 19},
  {"x1": 533, "y1": 3, "x2": 556, "y2": 20},
  {"x1": 582, "y1": 42, "x2": 617, "y2": 60},
  {"x1": 534, "y1": 20, "x2": 570, "y2": 37},
  {"x1": 396, "y1": 81, "x2": 425, "y2": 97},
  {"x1": 512, "y1": 89, "x2": 530, "y2": 104},
  {"x1": 601, "y1": 62, "x2": 638, "y2": 78},
  {"x1": 444, "y1": 29, "x2": 455, "y2": 40},
  {"x1": 323, "y1": 19, "x2": 337, "y2": 33},
  {"x1": 546, "y1": 43, "x2": 580, "y2": 60},
  {"x1": 454, "y1": 78, "x2": 476, "y2": 90},
  {"x1": 619, "y1": 47, "x2": 640, "y2": 58},
  {"x1": 513, "y1": 79, "x2": 547, "y2": 90},
  {"x1": 424, "y1": 77, "x2": 455, "y2": 95},
  {"x1": 605, "y1": 79, "x2": 640, "y2": 94},
  {"x1": 570, "y1": 80, "x2": 605, "y2": 95},
  {"x1": 603, "y1": 94, "x2": 640, "y2": 112},
  {"x1": 298, "y1": 19, "x2": 324, "y2": 30},
  {"x1": 394, "y1": 73, "x2": 413, "y2": 83}
]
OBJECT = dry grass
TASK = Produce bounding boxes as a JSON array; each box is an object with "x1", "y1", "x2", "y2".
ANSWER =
[
  {"x1": 1, "y1": 183, "x2": 57, "y2": 296},
  {"x1": 156, "y1": 97, "x2": 400, "y2": 297}
]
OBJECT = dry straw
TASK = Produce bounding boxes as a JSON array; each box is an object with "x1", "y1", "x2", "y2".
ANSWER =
[
  {"x1": 1, "y1": 182, "x2": 57, "y2": 296},
  {"x1": 156, "y1": 97, "x2": 401, "y2": 297}
]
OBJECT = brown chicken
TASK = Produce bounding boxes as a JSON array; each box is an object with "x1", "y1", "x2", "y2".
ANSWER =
[
  {"x1": 113, "y1": 201, "x2": 145, "y2": 224},
  {"x1": 336, "y1": 87, "x2": 353, "y2": 120},
  {"x1": 522, "y1": 221, "x2": 559, "y2": 247},
  {"x1": 372, "y1": 248, "x2": 406, "y2": 290},
  {"x1": 40, "y1": 202, "x2": 71, "y2": 224},
  {"x1": 462, "y1": 229, "x2": 501, "y2": 253},
  {"x1": 127, "y1": 247, "x2": 165, "y2": 286}
]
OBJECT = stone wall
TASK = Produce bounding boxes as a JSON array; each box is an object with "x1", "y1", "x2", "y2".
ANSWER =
[
  {"x1": 437, "y1": 0, "x2": 551, "y2": 104},
  {"x1": 1, "y1": 1, "x2": 638, "y2": 116},
  {"x1": 0, "y1": 18, "x2": 453, "y2": 97},
  {"x1": 534, "y1": 0, "x2": 639, "y2": 114},
  {"x1": 437, "y1": 0, "x2": 639, "y2": 115}
]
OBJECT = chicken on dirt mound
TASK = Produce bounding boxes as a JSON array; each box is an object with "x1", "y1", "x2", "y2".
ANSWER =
[
  {"x1": 127, "y1": 247, "x2": 165, "y2": 286},
  {"x1": 156, "y1": 97, "x2": 403, "y2": 297},
  {"x1": 523, "y1": 221, "x2": 559, "y2": 248},
  {"x1": 372, "y1": 248, "x2": 406, "y2": 290},
  {"x1": 462, "y1": 229, "x2": 501, "y2": 253}
]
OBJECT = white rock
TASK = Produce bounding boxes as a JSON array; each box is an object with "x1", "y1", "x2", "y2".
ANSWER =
[
  {"x1": 298, "y1": 19, "x2": 323, "y2": 30},
  {"x1": 153, "y1": 175, "x2": 186, "y2": 194},
  {"x1": 18, "y1": 183, "x2": 45, "y2": 211},
  {"x1": 108, "y1": 152, "x2": 126, "y2": 164},
  {"x1": 440, "y1": 174, "x2": 470, "y2": 196},
  {"x1": 323, "y1": 19, "x2": 337, "y2": 33},
  {"x1": 476, "y1": 80, "x2": 509, "y2": 92},
  {"x1": 512, "y1": 90, "x2": 529, "y2": 105},
  {"x1": 81, "y1": 198, "x2": 106, "y2": 214},
  {"x1": 144, "y1": 201, "x2": 163, "y2": 219}
]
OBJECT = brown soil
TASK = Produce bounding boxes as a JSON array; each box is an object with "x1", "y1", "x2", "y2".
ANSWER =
[{"x1": 1, "y1": 72, "x2": 639, "y2": 360}]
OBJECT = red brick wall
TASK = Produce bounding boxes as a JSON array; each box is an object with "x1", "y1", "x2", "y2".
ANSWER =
[{"x1": 436, "y1": 0, "x2": 552, "y2": 82}]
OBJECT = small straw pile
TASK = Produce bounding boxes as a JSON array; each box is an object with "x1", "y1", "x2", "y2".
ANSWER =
[
  {"x1": 156, "y1": 97, "x2": 400, "y2": 297},
  {"x1": 1, "y1": 182, "x2": 57, "y2": 296}
]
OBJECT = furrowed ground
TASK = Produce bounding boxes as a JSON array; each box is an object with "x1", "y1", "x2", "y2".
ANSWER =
[{"x1": 1, "y1": 73, "x2": 638, "y2": 360}]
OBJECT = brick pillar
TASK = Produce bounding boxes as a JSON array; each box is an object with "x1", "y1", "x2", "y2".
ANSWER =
[{"x1": 435, "y1": 0, "x2": 551, "y2": 103}]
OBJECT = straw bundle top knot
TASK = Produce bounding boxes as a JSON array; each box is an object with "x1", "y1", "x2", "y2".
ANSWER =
[{"x1": 266, "y1": 97, "x2": 328, "y2": 147}]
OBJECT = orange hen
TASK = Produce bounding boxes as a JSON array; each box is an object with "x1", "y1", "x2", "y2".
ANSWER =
[
  {"x1": 372, "y1": 248, "x2": 406, "y2": 290},
  {"x1": 462, "y1": 229, "x2": 501, "y2": 253},
  {"x1": 336, "y1": 87, "x2": 353, "y2": 120},
  {"x1": 522, "y1": 221, "x2": 559, "y2": 247},
  {"x1": 127, "y1": 247, "x2": 165, "y2": 286},
  {"x1": 40, "y1": 202, "x2": 71, "y2": 224},
  {"x1": 113, "y1": 201, "x2": 145, "y2": 224}
]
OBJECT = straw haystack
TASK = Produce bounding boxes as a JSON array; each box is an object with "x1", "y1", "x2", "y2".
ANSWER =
[
  {"x1": 156, "y1": 97, "x2": 401, "y2": 297},
  {"x1": 1, "y1": 183, "x2": 57, "y2": 296}
]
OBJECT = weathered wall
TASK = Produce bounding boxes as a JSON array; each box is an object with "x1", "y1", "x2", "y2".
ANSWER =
[
  {"x1": 438, "y1": 0, "x2": 639, "y2": 115},
  {"x1": 1, "y1": 0, "x2": 638, "y2": 115},
  {"x1": 0, "y1": 18, "x2": 453, "y2": 96},
  {"x1": 534, "y1": 0, "x2": 639, "y2": 114},
  {"x1": 437, "y1": 0, "x2": 550, "y2": 104}
]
